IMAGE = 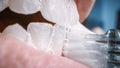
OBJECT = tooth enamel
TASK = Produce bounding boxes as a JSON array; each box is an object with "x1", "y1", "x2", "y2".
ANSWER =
[
  {"x1": 40, "y1": 0, "x2": 79, "y2": 26},
  {"x1": 2, "y1": 24, "x2": 35, "y2": 48},
  {"x1": 27, "y1": 22, "x2": 53, "y2": 53},
  {"x1": 0, "y1": 0, "x2": 8, "y2": 12},
  {"x1": 48, "y1": 24, "x2": 66, "y2": 55},
  {"x1": 27, "y1": 23, "x2": 66, "y2": 56},
  {"x1": 9, "y1": 0, "x2": 41, "y2": 14}
]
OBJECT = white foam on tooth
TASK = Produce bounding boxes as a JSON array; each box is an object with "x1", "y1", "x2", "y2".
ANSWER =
[
  {"x1": 0, "y1": 0, "x2": 8, "y2": 12},
  {"x1": 8, "y1": 0, "x2": 41, "y2": 14},
  {"x1": 27, "y1": 22, "x2": 53, "y2": 53},
  {"x1": 2, "y1": 24, "x2": 35, "y2": 48},
  {"x1": 40, "y1": 0, "x2": 79, "y2": 26}
]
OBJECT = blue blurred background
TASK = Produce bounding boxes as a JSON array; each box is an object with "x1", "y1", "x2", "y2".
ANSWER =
[{"x1": 87, "y1": 0, "x2": 120, "y2": 32}]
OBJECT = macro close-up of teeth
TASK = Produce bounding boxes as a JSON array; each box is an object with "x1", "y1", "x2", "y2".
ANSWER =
[{"x1": 0, "y1": 0, "x2": 108, "y2": 68}]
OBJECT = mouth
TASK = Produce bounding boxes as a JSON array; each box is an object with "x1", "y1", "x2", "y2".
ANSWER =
[
  {"x1": 0, "y1": 0, "x2": 81, "y2": 56},
  {"x1": 0, "y1": 0, "x2": 106, "y2": 68}
]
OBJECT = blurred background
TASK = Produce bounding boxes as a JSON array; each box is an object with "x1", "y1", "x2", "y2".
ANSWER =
[{"x1": 86, "y1": 0, "x2": 120, "y2": 33}]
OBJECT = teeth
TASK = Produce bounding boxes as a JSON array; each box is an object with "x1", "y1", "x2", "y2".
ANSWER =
[
  {"x1": 1, "y1": 23, "x2": 66, "y2": 56},
  {"x1": 40, "y1": 0, "x2": 79, "y2": 26},
  {"x1": 27, "y1": 22, "x2": 53, "y2": 53},
  {"x1": 2, "y1": 24, "x2": 35, "y2": 48},
  {"x1": 8, "y1": 0, "x2": 41, "y2": 14},
  {"x1": 48, "y1": 24, "x2": 66, "y2": 55},
  {"x1": 0, "y1": 0, "x2": 8, "y2": 12},
  {"x1": 27, "y1": 23, "x2": 66, "y2": 56}
]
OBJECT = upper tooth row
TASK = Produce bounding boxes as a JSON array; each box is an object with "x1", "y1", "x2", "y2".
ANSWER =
[
  {"x1": 0, "y1": 0, "x2": 41, "y2": 14},
  {"x1": 0, "y1": 0, "x2": 79, "y2": 27}
]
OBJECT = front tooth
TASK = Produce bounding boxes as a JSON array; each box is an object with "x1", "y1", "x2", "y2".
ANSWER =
[
  {"x1": 2, "y1": 24, "x2": 35, "y2": 48},
  {"x1": 48, "y1": 24, "x2": 66, "y2": 56},
  {"x1": 9, "y1": 0, "x2": 41, "y2": 14},
  {"x1": 0, "y1": 0, "x2": 8, "y2": 12},
  {"x1": 40, "y1": 0, "x2": 79, "y2": 26},
  {"x1": 28, "y1": 23, "x2": 66, "y2": 56},
  {"x1": 27, "y1": 22, "x2": 53, "y2": 53}
]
